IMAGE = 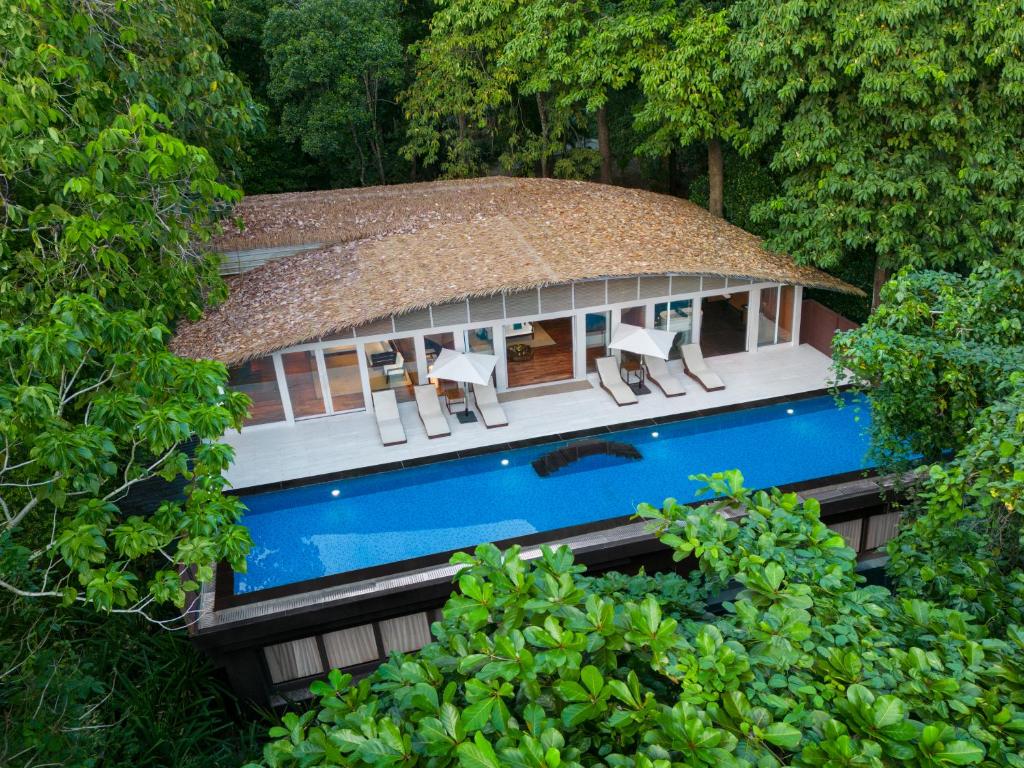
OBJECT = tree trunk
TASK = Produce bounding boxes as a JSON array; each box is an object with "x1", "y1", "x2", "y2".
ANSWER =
[
  {"x1": 871, "y1": 259, "x2": 891, "y2": 310},
  {"x1": 363, "y1": 73, "x2": 387, "y2": 185},
  {"x1": 707, "y1": 137, "x2": 724, "y2": 217},
  {"x1": 596, "y1": 105, "x2": 611, "y2": 184},
  {"x1": 536, "y1": 93, "x2": 549, "y2": 178}
]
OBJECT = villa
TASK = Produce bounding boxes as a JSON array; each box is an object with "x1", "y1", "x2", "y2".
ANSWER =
[{"x1": 173, "y1": 177, "x2": 897, "y2": 704}]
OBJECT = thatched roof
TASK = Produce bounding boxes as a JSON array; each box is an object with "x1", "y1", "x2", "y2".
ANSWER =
[{"x1": 174, "y1": 177, "x2": 860, "y2": 365}]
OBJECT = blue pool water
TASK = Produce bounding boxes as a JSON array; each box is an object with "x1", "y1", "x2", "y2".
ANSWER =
[{"x1": 235, "y1": 394, "x2": 871, "y2": 593}]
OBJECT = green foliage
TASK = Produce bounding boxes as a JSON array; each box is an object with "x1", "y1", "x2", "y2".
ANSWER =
[
  {"x1": 0, "y1": 295, "x2": 251, "y2": 611},
  {"x1": 732, "y1": 0, "x2": 1024, "y2": 273},
  {"x1": 250, "y1": 471, "x2": 1024, "y2": 767},
  {"x1": 1, "y1": 0, "x2": 258, "y2": 322},
  {"x1": 1, "y1": 0, "x2": 255, "y2": 613},
  {"x1": 633, "y1": 2, "x2": 742, "y2": 156},
  {"x1": 835, "y1": 264, "x2": 1024, "y2": 630},
  {"x1": 833, "y1": 265, "x2": 1024, "y2": 463},
  {"x1": 886, "y1": 384, "x2": 1024, "y2": 629},
  {"x1": 0, "y1": 593, "x2": 261, "y2": 767},
  {"x1": 262, "y1": 0, "x2": 404, "y2": 186}
]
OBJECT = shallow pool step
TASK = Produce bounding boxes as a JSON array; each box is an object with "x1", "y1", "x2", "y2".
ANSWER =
[{"x1": 532, "y1": 440, "x2": 642, "y2": 477}]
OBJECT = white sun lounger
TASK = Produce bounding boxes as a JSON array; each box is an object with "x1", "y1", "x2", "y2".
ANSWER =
[
  {"x1": 474, "y1": 384, "x2": 508, "y2": 428},
  {"x1": 643, "y1": 356, "x2": 686, "y2": 397},
  {"x1": 596, "y1": 356, "x2": 638, "y2": 406},
  {"x1": 413, "y1": 384, "x2": 451, "y2": 438},
  {"x1": 680, "y1": 344, "x2": 725, "y2": 392},
  {"x1": 371, "y1": 389, "x2": 407, "y2": 446}
]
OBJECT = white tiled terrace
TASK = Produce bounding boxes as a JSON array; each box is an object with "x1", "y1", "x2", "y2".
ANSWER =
[{"x1": 223, "y1": 344, "x2": 837, "y2": 490}]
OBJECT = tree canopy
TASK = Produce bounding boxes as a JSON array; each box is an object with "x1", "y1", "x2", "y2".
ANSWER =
[
  {"x1": 834, "y1": 265, "x2": 1024, "y2": 630},
  {"x1": 1, "y1": 0, "x2": 257, "y2": 620},
  {"x1": 263, "y1": 0, "x2": 404, "y2": 186},
  {"x1": 732, "y1": 0, "x2": 1024, "y2": 274}
]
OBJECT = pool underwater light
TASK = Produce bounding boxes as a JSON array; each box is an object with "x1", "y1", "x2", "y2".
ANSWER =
[
  {"x1": 331, "y1": 489, "x2": 341, "y2": 497},
  {"x1": 500, "y1": 458, "x2": 510, "y2": 466},
  {"x1": 786, "y1": 408, "x2": 794, "y2": 415},
  {"x1": 651, "y1": 431, "x2": 660, "y2": 438}
]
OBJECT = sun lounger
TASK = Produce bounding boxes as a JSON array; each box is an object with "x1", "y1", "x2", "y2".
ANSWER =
[
  {"x1": 679, "y1": 344, "x2": 725, "y2": 392},
  {"x1": 414, "y1": 384, "x2": 451, "y2": 438},
  {"x1": 371, "y1": 389, "x2": 407, "y2": 446},
  {"x1": 643, "y1": 356, "x2": 686, "y2": 397},
  {"x1": 596, "y1": 356, "x2": 638, "y2": 406},
  {"x1": 474, "y1": 384, "x2": 509, "y2": 428}
]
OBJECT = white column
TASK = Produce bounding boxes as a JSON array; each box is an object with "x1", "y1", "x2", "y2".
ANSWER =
[
  {"x1": 746, "y1": 288, "x2": 761, "y2": 352},
  {"x1": 609, "y1": 308, "x2": 622, "y2": 362},
  {"x1": 644, "y1": 303, "x2": 655, "y2": 327},
  {"x1": 493, "y1": 324, "x2": 508, "y2": 391},
  {"x1": 314, "y1": 347, "x2": 333, "y2": 414},
  {"x1": 272, "y1": 353, "x2": 295, "y2": 423},
  {"x1": 691, "y1": 298, "x2": 702, "y2": 349},
  {"x1": 573, "y1": 312, "x2": 587, "y2": 379},
  {"x1": 413, "y1": 334, "x2": 427, "y2": 385},
  {"x1": 356, "y1": 343, "x2": 373, "y2": 413},
  {"x1": 791, "y1": 286, "x2": 804, "y2": 346}
]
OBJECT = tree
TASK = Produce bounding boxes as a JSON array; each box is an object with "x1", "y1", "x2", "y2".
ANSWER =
[
  {"x1": 263, "y1": 0, "x2": 404, "y2": 186},
  {"x1": 1, "y1": 0, "x2": 258, "y2": 617},
  {"x1": 0, "y1": 296, "x2": 251, "y2": 620},
  {"x1": 250, "y1": 471, "x2": 1024, "y2": 767},
  {"x1": 832, "y1": 264, "x2": 1024, "y2": 464},
  {"x1": 634, "y1": 1, "x2": 744, "y2": 217},
  {"x1": 833, "y1": 265, "x2": 1024, "y2": 629},
  {"x1": 731, "y1": 0, "x2": 1024, "y2": 303}
]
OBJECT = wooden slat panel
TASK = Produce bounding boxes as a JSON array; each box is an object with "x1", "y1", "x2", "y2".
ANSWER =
[
  {"x1": 671, "y1": 275, "x2": 701, "y2": 294},
  {"x1": 865, "y1": 512, "x2": 900, "y2": 550},
  {"x1": 380, "y1": 613, "x2": 432, "y2": 654},
  {"x1": 607, "y1": 277, "x2": 639, "y2": 303},
  {"x1": 431, "y1": 301, "x2": 469, "y2": 327},
  {"x1": 323, "y1": 624, "x2": 379, "y2": 668},
  {"x1": 573, "y1": 280, "x2": 606, "y2": 307},
  {"x1": 264, "y1": 637, "x2": 322, "y2": 683},
  {"x1": 469, "y1": 294, "x2": 506, "y2": 322},
  {"x1": 639, "y1": 275, "x2": 671, "y2": 299},
  {"x1": 539, "y1": 284, "x2": 573, "y2": 313}
]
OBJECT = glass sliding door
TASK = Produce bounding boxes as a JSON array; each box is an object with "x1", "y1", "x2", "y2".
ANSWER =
[
  {"x1": 620, "y1": 305, "x2": 646, "y2": 327},
  {"x1": 280, "y1": 350, "x2": 327, "y2": 418},
  {"x1": 654, "y1": 299, "x2": 693, "y2": 359},
  {"x1": 699, "y1": 292, "x2": 749, "y2": 357},
  {"x1": 504, "y1": 316, "x2": 574, "y2": 388},
  {"x1": 757, "y1": 286, "x2": 796, "y2": 347},
  {"x1": 228, "y1": 357, "x2": 286, "y2": 426},
  {"x1": 323, "y1": 345, "x2": 364, "y2": 412},
  {"x1": 585, "y1": 311, "x2": 609, "y2": 373},
  {"x1": 365, "y1": 337, "x2": 418, "y2": 402},
  {"x1": 465, "y1": 326, "x2": 495, "y2": 355}
]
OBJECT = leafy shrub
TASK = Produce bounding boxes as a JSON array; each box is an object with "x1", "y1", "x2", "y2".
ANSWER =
[{"x1": 250, "y1": 472, "x2": 1024, "y2": 767}]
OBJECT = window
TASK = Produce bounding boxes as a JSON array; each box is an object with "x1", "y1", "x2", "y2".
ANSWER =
[
  {"x1": 280, "y1": 350, "x2": 327, "y2": 418},
  {"x1": 465, "y1": 326, "x2": 495, "y2": 355},
  {"x1": 757, "y1": 286, "x2": 796, "y2": 347},
  {"x1": 228, "y1": 357, "x2": 286, "y2": 426},
  {"x1": 585, "y1": 312, "x2": 609, "y2": 373},
  {"x1": 323, "y1": 345, "x2": 363, "y2": 412},
  {"x1": 365, "y1": 337, "x2": 418, "y2": 402},
  {"x1": 653, "y1": 299, "x2": 693, "y2": 358}
]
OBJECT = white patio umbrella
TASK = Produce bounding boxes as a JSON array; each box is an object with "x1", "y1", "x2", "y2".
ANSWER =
[
  {"x1": 429, "y1": 348, "x2": 497, "y2": 386},
  {"x1": 608, "y1": 323, "x2": 676, "y2": 360}
]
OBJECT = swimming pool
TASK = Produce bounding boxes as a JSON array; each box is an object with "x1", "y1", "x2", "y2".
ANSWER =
[{"x1": 234, "y1": 394, "x2": 871, "y2": 594}]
